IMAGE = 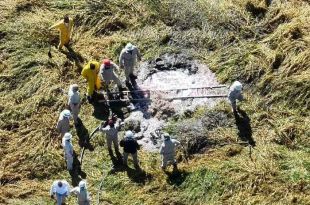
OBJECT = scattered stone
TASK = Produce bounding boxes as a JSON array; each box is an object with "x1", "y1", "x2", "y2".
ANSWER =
[{"x1": 124, "y1": 117, "x2": 141, "y2": 133}]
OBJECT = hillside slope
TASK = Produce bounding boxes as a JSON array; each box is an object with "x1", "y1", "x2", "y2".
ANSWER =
[{"x1": 0, "y1": 0, "x2": 309, "y2": 204}]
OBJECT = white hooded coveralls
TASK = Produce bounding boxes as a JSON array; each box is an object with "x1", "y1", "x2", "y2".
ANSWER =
[
  {"x1": 99, "y1": 62, "x2": 122, "y2": 87},
  {"x1": 159, "y1": 138, "x2": 180, "y2": 168},
  {"x1": 100, "y1": 120, "x2": 121, "y2": 153},
  {"x1": 119, "y1": 45, "x2": 141, "y2": 81},
  {"x1": 68, "y1": 85, "x2": 80, "y2": 123},
  {"x1": 228, "y1": 81, "x2": 243, "y2": 111},
  {"x1": 62, "y1": 138, "x2": 74, "y2": 170},
  {"x1": 50, "y1": 180, "x2": 70, "y2": 205},
  {"x1": 71, "y1": 186, "x2": 90, "y2": 205},
  {"x1": 56, "y1": 110, "x2": 70, "y2": 137}
]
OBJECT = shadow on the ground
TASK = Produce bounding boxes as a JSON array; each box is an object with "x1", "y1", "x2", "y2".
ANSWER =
[
  {"x1": 60, "y1": 45, "x2": 84, "y2": 72},
  {"x1": 234, "y1": 108, "x2": 256, "y2": 146},
  {"x1": 126, "y1": 166, "x2": 152, "y2": 184},
  {"x1": 165, "y1": 169, "x2": 189, "y2": 186},
  {"x1": 91, "y1": 99, "x2": 110, "y2": 121},
  {"x1": 75, "y1": 118, "x2": 94, "y2": 151},
  {"x1": 107, "y1": 157, "x2": 152, "y2": 184},
  {"x1": 70, "y1": 151, "x2": 87, "y2": 186}
]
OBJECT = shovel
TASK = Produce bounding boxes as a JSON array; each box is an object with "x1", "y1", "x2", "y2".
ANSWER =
[{"x1": 48, "y1": 43, "x2": 52, "y2": 58}]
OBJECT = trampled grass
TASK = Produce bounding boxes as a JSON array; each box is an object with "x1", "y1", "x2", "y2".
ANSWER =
[{"x1": 0, "y1": 0, "x2": 309, "y2": 204}]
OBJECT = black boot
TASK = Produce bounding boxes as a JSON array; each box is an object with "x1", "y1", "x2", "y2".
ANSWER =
[
  {"x1": 108, "y1": 148, "x2": 114, "y2": 157},
  {"x1": 118, "y1": 86, "x2": 125, "y2": 99}
]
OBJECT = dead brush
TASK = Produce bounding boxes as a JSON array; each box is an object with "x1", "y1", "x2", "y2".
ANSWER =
[{"x1": 0, "y1": 0, "x2": 310, "y2": 204}]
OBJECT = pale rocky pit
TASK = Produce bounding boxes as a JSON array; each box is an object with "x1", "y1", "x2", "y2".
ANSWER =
[{"x1": 123, "y1": 53, "x2": 227, "y2": 152}]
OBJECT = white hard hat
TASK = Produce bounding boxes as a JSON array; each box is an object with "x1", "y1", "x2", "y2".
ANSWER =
[
  {"x1": 126, "y1": 43, "x2": 134, "y2": 51},
  {"x1": 125, "y1": 130, "x2": 134, "y2": 138},
  {"x1": 231, "y1": 81, "x2": 242, "y2": 91},
  {"x1": 79, "y1": 181, "x2": 86, "y2": 188},
  {"x1": 163, "y1": 132, "x2": 170, "y2": 140},
  {"x1": 63, "y1": 133, "x2": 72, "y2": 141},
  {"x1": 62, "y1": 109, "x2": 71, "y2": 118},
  {"x1": 71, "y1": 84, "x2": 79, "y2": 92}
]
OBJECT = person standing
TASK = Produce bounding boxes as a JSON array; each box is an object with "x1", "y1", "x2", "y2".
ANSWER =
[
  {"x1": 70, "y1": 180, "x2": 91, "y2": 205},
  {"x1": 68, "y1": 84, "x2": 81, "y2": 126},
  {"x1": 159, "y1": 133, "x2": 180, "y2": 171},
  {"x1": 56, "y1": 109, "x2": 71, "y2": 137},
  {"x1": 120, "y1": 131, "x2": 140, "y2": 169},
  {"x1": 81, "y1": 61, "x2": 101, "y2": 103},
  {"x1": 62, "y1": 132, "x2": 74, "y2": 171},
  {"x1": 119, "y1": 43, "x2": 141, "y2": 85},
  {"x1": 99, "y1": 59, "x2": 123, "y2": 92},
  {"x1": 100, "y1": 117, "x2": 122, "y2": 160},
  {"x1": 50, "y1": 180, "x2": 70, "y2": 205},
  {"x1": 49, "y1": 15, "x2": 74, "y2": 50},
  {"x1": 228, "y1": 81, "x2": 244, "y2": 113}
]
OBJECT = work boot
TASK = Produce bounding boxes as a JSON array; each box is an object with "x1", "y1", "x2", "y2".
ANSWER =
[
  {"x1": 129, "y1": 73, "x2": 138, "y2": 80},
  {"x1": 125, "y1": 80, "x2": 131, "y2": 88},
  {"x1": 87, "y1": 96, "x2": 93, "y2": 104},
  {"x1": 118, "y1": 86, "x2": 125, "y2": 99},
  {"x1": 108, "y1": 148, "x2": 114, "y2": 157},
  {"x1": 134, "y1": 163, "x2": 140, "y2": 170},
  {"x1": 173, "y1": 163, "x2": 178, "y2": 172}
]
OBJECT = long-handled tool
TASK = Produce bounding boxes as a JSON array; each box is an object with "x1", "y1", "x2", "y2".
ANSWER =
[
  {"x1": 79, "y1": 125, "x2": 100, "y2": 166},
  {"x1": 48, "y1": 43, "x2": 52, "y2": 58}
]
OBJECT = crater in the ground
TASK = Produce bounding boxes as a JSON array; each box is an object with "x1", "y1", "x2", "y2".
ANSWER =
[{"x1": 123, "y1": 53, "x2": 227, "y2": 152}]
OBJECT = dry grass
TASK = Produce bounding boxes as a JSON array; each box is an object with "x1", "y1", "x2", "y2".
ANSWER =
[{"x1": 0, "y1": 0, "x2": 309, "y2": 204}]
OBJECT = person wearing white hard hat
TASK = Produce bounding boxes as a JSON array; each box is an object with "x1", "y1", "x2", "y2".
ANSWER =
[
  {"x1": 68, "y1": 84, "x2": 81, "y2": 126},
  {"x1": 70, "y1": 180, "x2": 91, "y2": 205},
  {"x1": 120, "y1": 130, "x2": 140, "y2": 169},
  {"x1": 119, "y1": 43, "x2": 141, "y2": 85},
  {"x1": 228, "y1": 81, "x2": 244, "y2": 113},
  {"x1": 159, "y1": 133, "x2": 181, "y2": 170},
  {"x1": 50, "y1": 180, "x2": 70, "y2": 205},
  {"x1": 62, "y1": 132, "x2": 74, "y2": 171},
  {"x1": 56, "y1": 109, "x2": 71, "y2": 137}
]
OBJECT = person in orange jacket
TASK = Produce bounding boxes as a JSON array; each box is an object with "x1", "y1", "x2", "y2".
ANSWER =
[
  {"x1": 81, "y1": 61, "x2": 101, "y2": 103},
  {"x1": 50, "y1": 15, "x2": 74, "y2": 50}
]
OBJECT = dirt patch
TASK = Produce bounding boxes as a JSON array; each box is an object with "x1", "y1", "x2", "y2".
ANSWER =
[{"x1": 124, "y1": 53, "x2": 227, "y2": 152}]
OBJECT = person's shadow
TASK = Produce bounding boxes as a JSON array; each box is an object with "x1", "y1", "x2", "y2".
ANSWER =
[
  {"x1": 75, "y1": 118, "x2": 94, "y2": 151},
  {"x1": 70, "y1": 151, "x2": 87, "y2": 186},
  {"x1": 234, "y1": 108, "x2": 256, "y2": 146},
  {"x1": 126, "y1": 166, "x2": 152, "y2": 184},
  {"x1": 91, "y1": 93, "x2": 110, "y2": 121},
  {"x1": 165, "y1": 169, "x2": 189, "y2": 186},
  {"x1": 60, "y1": 45, "x2": 84, "y2": 72}
]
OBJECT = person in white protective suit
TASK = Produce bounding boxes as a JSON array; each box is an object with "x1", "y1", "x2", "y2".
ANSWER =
[
  {"x1": 68, "y1": 84, "x2": 81, "y2": 126},
  {"x1": 159, "y1": 133, "x2": 181, "y2": 170},
  {"x1": 100, "y1": 117, "x2": 122, "y2": 159},
  {"x1": 99, "y1": 59, "x2": 123, "y2": 92},
  {"x1": 62, "y1": 132, "x2": 74, "y2": 171},
  {"x1": 228, "y1": 81, "x2": 244, "y2": 113},
  {"x1": 119, "y1": 43, "x2": 141, "y2": 84},
  {"x1": 56, "y1": 109, "x2": 71, "y2": 137},
  {"x1": 50, "y1": 180, "x2": 70, "y2": 205},
  {"x1": 120, "y1": 131, "x2": 140, "y2": 169},
  {"x1": 70, "y1": 180, "x2": 91, "y2": 205}
]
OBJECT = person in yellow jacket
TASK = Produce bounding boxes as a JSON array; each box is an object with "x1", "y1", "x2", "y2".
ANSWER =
[
  {"x1": 81, "y1": 61, "x2": 101, "y2": 103},
  {"x1": 50, "y1": 15, "x2": 73, "y2": 50}
]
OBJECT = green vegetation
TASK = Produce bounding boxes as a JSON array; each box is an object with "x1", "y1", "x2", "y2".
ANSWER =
[{"x1": 0, "y1": 0, "x2": 309, "y2": 204}]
